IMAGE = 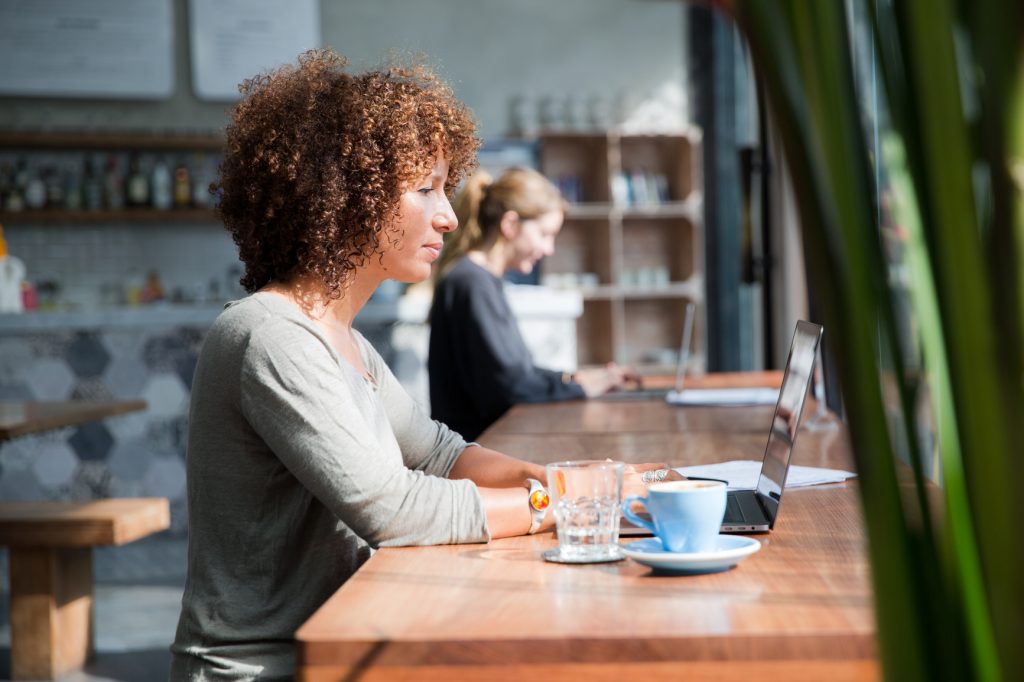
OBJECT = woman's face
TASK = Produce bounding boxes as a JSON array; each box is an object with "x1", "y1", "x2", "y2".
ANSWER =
[
  {"x1": 375, "y1": 155, "x2": 457, "y2": 283},
  {"x1": 506, "y1": 209, "x2": 564, "y2": 275}
]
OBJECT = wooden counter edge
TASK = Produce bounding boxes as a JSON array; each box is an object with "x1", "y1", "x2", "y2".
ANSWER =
[
  {"x1": 299, "y1": 659, "x2": 879, "y2": 682},
  {"x1": 295, "y1": 632, "x2": 876, "y2": 668}
]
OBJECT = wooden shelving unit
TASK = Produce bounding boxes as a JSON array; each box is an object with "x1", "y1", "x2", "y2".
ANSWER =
[
  {"x1": 539, "y1": 129, "x2": 705, "y2": 372},
  {"x1": 0, "y1": 130, "x2": 223, "y2": 224},
  {"x1": 0, "y1": 131, "x2": 224, "y2": 151},
  {"x1": 0, "y1": 208, "x2": 217, "y2": 224}
]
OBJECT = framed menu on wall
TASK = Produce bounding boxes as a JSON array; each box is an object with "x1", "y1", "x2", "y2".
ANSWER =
[
  {"x1": 0, "y1": 0, "x2": 174, "y2": 99},
  {"x1": 189, "y1": 0, "x2": 321, "y2": 101}
]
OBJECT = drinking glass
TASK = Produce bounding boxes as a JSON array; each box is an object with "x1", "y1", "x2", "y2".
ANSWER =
[{"x1": 545, "y1": 460, "x2": 625, "y2": 563}]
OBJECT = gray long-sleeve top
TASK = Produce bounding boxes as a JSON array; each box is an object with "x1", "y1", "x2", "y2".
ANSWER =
[{"x1": 171, "y1": 292, "x2": 489, "y2": 680}]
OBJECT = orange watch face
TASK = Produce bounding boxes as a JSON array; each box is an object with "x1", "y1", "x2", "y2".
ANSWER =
[{"x1": 530, "y1": 488, "x2": 550, "y2": 512}]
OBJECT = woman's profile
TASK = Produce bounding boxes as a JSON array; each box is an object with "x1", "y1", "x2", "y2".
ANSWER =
[{"x1": 168, "y1": 50, "x2": 662, "y2": 680}]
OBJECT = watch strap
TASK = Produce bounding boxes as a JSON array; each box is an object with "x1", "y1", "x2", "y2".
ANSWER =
[{"x1": 524, "y1": 478, "x2": 550, "y2": 534}]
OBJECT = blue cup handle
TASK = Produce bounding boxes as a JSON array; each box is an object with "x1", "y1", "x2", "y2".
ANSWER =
[{"x1": 622, "y1": 495, "x2": 657, "y2": 534}]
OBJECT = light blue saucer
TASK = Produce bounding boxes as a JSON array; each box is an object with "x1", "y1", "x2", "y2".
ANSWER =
[{"x1": 620, "y1": 535, "x2": 761, "y2": 575}]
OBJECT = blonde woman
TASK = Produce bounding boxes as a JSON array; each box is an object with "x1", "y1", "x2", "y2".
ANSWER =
[{"x1": 429, "y1": 168, "x2": 637, "y2": 440}]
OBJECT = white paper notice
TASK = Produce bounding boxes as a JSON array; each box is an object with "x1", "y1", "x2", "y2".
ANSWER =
[
  {"x1": 665, "y1": 387, "x2": 779, "y2": 406},
  {"x1": 189, "y1": 0, "x2": 321, "y2": 101},
  {"x1": 0, "y1": 0, "x2": 173, "y2": 99},
  {"x1": 674, "y1": 460, "x2": 857, "y2": 491}
]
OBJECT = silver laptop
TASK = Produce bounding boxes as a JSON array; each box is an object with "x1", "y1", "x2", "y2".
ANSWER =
[
  {"x1": 596, "y1": 302, "x2": 696, "y2": 401},
  {"x1": 621, "y1": 320, "x2": 824, "y2": 534},
  {"x1": 719, "y1": 320, "x2": 822, "y2": 531}
]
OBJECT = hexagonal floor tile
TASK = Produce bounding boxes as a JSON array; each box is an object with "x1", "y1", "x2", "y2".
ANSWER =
[
  {"x1": 106, "y1": 410, "x2": 149, "y2": 442},
  {"x1": 25, "y1": 358, "x2": 76, "y2": 400},
  {"x1": 25, "y1": 331, "x2": 73, "y2": 359},
  {"x1": 140, "y1": 373, "x2": 188, "y2": 419},
  {"x1": 0, "y1": 382, "x2": 34, "y2": 400},
  {"x1": 108, "y1": 437, "x2": 155, "y2": 483},
  {"x1": 142, "y1": 333, "x2": 188, "y2": 373},
  {"x1": 71, "y1": 377, "x2": 115, "y2": 401},
  {"x1": 175, "y1": 353, "x2": 199, "y2": 391},
  {"x1": 142, "y1": 455, "x2": 187, "y2": 500},
  {"x1": 0, "y1": 466, "x2": 46, "y2": 501},
  {"x1": 32, "y1": 441, "x2": 79, "y2": 489},
  {"x1": 105, "y1": 409, "x2": 149, "y2": 440},
  {"x1": 67, "y1": 461, "x2": 113, "y2": 499},
  {"x1": 0, "y1": 337, "x2": 35, "y2": 385},
  {"x1": 67, "y1": 331, "x2": 112, "y2": 379},
  {"x1": 146, "y1": 416, "x2": 190, "y2": 459},
  {"x1": 68, "y1": 421, "x2": 115, "y2": 461},
  {"x1": 103, "y1": 351, "x2": 149, "y2": 399}
]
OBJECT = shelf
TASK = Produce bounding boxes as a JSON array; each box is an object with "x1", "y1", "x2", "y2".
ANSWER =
[
  {"x1": 538, "y1": 130, "x2": 704, "y2": 369},
  {"x1": 565, "y1": 203, "x2": 615, "y2": 219},
  {"x1": 620, "y1": 196, "x2": 702, "y2": 219},
  {"x1": 567, "y1": 200, "x2": 702, "y2": 220},
  {"x1": 576, "y1": 280, "x2": 704, "y2": 302},
  {"x1": 618, "y1": 281, "x2": 703, "y2": 300},
  {"x1": 0, "y1": 130, "x2": 224, "y2": 151},
  {"x1": 0, "y1": 209, "x2": 220, "y2": 224}
]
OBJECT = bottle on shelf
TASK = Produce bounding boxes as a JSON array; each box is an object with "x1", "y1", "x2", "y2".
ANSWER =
[
  {"x1": 173, "y1": 159, "x2": 192, "y2": 208},
  {"x1": 82, "y1": 157, "x2": 104, "y2": 211},
  {"x1": 63, "y1": 161, "x2": 83, "y2": 211},
  {"x1": 124, "y1": 268, "x2": 145, "y2": 307},
  {"x1": 126, "y1": 152, "x2": 151, "y2": 208},
  {"x1": 103, "y1": 154, "x2": 125, "y2": 210},
  {"x1": 0, "y1": 224, "x2": 26, "y2": 313},
  {"x1": 191, "y1": 152, "x2": 211, "y2": 208},
  {"x1": 0, "y1": 162, "x2": 12, "y2": 210},
  {"x1": 2, "y1": 162, "x2": 25, "y2": 212},
  {"x1": 151, "y1": 158, "x2": 172, "y2": 210},
  {"x1": 44, "y1": 166, "x2": 64, "y2": 209},
  {"x1": 24, "y1": 165, "x2": 47, "y2": 210},
  {"x1": 141, "y1": 269, "x2": 165, "y2": 304}
]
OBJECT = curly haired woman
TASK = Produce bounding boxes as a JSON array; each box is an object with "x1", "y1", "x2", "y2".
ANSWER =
[{"x1": 168, "y1": 50, "x2": 667, "y2": 680}]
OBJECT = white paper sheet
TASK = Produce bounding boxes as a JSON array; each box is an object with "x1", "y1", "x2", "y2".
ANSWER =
[
  {"x1": 675, "y1": 459, "x2": 856, "y2": 490},
  {"x1": 0, "y1": 0, "x2": 173, "y2": 99},
  {"x1": 189, "y1": 0, "x2": 321, "y2": 100},
  {"x1": 665, "y1": 387, "x2": 779, "y2": 406}
]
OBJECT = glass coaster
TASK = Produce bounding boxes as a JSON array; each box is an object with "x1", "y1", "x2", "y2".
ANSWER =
[{"x1": 542, "y1": 547, "x2": 626, "y2": 564}]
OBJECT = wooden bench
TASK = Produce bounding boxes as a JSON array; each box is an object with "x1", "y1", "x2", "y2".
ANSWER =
[{"x1": 0, "y1": 498, "x2": 171, "y2": 680}]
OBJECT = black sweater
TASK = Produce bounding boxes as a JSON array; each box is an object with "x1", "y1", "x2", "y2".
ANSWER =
[{"x1": 428, "y1": 257, "x2": 585, "y2": 440}]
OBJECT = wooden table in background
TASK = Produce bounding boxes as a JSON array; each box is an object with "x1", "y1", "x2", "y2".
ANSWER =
[
  {"x1": 297, "y1": 380, "x2": 876, "y2": 681},
  {"x1": 485, "y1": 371, "x2": 785, "y2": 436},
  {"x1": 0, "y1": 400, "x2": 147, "y2": 441}
]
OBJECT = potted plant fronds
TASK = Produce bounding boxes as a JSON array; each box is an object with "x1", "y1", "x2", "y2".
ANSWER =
[{"x1": 714, "y1": 0, "x2": 1024, "y2": 680}]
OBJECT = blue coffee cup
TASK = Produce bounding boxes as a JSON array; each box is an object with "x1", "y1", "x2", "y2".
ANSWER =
[{"x1": 622, "y1": 480, "x2": 727, "y2": 553}]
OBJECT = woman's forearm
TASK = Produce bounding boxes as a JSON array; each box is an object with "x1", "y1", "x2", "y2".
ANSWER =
[
  {"x1": 476, "y1": 486, "x2": 555, "y2": 538},
  {"x1": 448, "y1": 445, "x2": 545, "y2": 487}
]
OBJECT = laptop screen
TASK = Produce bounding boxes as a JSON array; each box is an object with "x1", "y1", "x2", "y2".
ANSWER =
[{"x1": 754, "y1": 320, "x2": 823, "y2": 523}]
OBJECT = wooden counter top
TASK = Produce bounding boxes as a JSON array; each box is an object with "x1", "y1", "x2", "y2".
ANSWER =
[
  {"x1": 297, "y1": 392, "x2": 874, "y2": 681},
  {"x1": 0, "y1": 400, "x2": 147, "y2": 441}
]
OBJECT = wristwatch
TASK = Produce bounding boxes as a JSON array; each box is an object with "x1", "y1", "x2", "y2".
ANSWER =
[{"x1": 524, "y1": 478, "x2": 550, "y2": 534}]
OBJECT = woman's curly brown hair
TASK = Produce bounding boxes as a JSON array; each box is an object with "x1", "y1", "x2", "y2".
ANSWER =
[{"x1": 217, "y1": 49, "x2": 479, "y2": 296}]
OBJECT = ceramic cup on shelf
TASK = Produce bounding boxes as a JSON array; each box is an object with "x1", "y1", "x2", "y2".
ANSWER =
[{"x1": 622, "y1": 480, "x2": 727, "y2": 554}]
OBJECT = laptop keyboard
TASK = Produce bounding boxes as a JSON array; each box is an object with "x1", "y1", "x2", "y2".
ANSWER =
[{"x1": 725, "y1": 495, "x2": 745, "y2": 523}]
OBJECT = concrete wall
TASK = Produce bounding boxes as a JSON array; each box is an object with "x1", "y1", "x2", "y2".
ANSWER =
[{"x1": 0, "y1": 0, "x2": 688, "y2": 139}]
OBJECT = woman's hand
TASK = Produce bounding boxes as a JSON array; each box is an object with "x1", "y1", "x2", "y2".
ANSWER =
[
  {"x1": 574, "y1": 363, "x2": 643, "y2": 398},
  {"x1": 622, "y1": 462, "x2": 685, "y2": 500}
]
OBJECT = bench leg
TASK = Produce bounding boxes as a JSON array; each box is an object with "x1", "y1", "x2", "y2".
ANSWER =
[{"x1": 8, "y1": 546, "x2": 94, "y2": 680}]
